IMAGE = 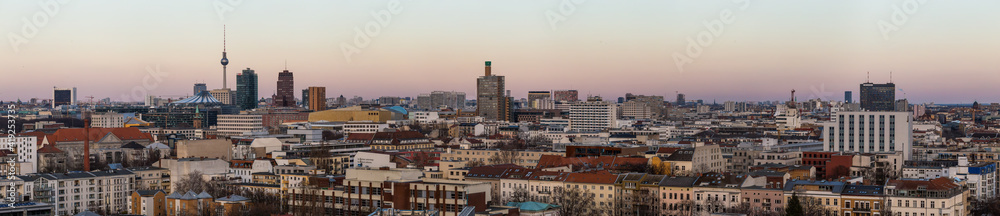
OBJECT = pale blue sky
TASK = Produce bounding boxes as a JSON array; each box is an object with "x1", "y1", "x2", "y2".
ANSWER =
[{"x1": 2, "y1": 0, "x2": 1000, "y2": 103}]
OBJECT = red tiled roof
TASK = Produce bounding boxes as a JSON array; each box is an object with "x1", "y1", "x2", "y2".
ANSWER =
[
  {"x1": 37, "y1": 144, "x2": 63, "y2": 153},
  {"x1": 49, "y1": 127, "x2": 153, "y2": 143},
  {"x1": 564, "y1": 172, "x2": 617, "y2": 184},
  {"x1": 465, "y1": 164, "x2": 525, "y2": 179},
  {"x1": 656, "y1": 147, "x2": 681, "y2": 154},
  {"x1": 536, "y1": 155, "x2": 648, "y2": 171},
  {"x1": 887, "y1": 177, "x2": 961, "y2": 191}
]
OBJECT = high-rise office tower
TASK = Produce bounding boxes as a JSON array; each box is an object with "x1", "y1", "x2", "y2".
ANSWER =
[
  {"x1": 552, "y1": 90, "x2": 579, "y2": 102},
  {"x1": 676, "y1": 93, "x2": 686, "y2": 106},
  {"x1": 844, "y1": 91, "x2": 852, "y2": 103},
  {"x1": 416, "y1": 91, "x2": 466, "y2": 110},
  {"x1": 274, "y1": 70, "x2": 295, "y2": 107},
  {"x1": 308, "y1": 87, "x2": 326, "y2": 111},
  {"x1": 235, "y1": 68, "x2": 258, "y2": 110},
  {"x1": 476, "y1": 61, "x2": 509, "y2": 121},
  {"x1": 193, "y1": 83, "x2": 207, "y2": 95},
  {"x1": 569, "y1": 100, "x2": 617, "y2": 131},
  {"x1": 301, "y1": 89, "x2": 309, "y2": 108},
  {"x1": 52, "y1": 87, "x2": 76, "y2": 108},
  {"x1": 860, "y1": 82, "x2": 895, "y2": 111}
]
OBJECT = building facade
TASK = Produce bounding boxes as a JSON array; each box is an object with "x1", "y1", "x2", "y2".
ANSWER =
[
  {"x1": 569, "y1": 101, "x2": 617, "y2": 131},
  {"x1": 823, "y1": 111, "x2": 913, "y2": 159},
  {"x1": 236, "y1": 68, "x2": 258, "y2": 110},
  {"x1": 274, "y1": 70, "x2": 295, "y2": 107},
  {"x1": 859, "y1": 82, "x2": 895, "y2": 111},
  {"x1": 476, "y1": 61, "x2": 509, "y2": 121},
  {"x1": 307, "y1": 86, "x2": 326, "y2": 111}
]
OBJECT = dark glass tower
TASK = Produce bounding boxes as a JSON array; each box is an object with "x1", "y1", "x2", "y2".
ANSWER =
[
  {"x1": 236, "y1": 68, "x2": 258, "y2": 110},
  {"x1": 274, "y1": 70, "x2": 295, "y2": 107},
  {"x1": 860, "y1": 82, "x2": 895, "y2": 111}
]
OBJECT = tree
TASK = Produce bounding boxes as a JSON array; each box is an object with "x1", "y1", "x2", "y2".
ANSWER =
[
  {"x1": 786, "y1": 193, "x2": 804, "y2": 216},
  {"x1": 489, "y1": 149, "x2": 520, "y2": 165},
  {"x1": 410, "y1": 151, "x2": 434, "y2": 168},
  {"x1": 509, "y1": 187, "x2": 530, "y2": 203},
  {"x1": 801, "y1": 196, "x2": 837, "y2": 216},
  {"x1": 611, "y1": 189, "x2": 660, "y2": 216},
  {"x1": 321, "y1": 130, "x2": 343, "y2": 141},
  {"x1": 666, "y1": 200, "x2": 697, "y2": 216},
  {"x1": 971, "y1": 196, "x2": 1000, "y2": 216},
  {"x1": 864, "y1": 161, "x2": 899, "y2": 184},
  {"x1": 552, "y1": 187, "x2": 601, "y2": 216},
  {"x1": 831, "y1": 165, "x2": 850, "y2": 179},
  {"x1": 466, "y1": 160, "x2": 485, "y2": 168}
]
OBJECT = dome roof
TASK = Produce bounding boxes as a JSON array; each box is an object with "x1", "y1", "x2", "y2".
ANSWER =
[{"x1": 171, "y1": 91, "x2": 221, "y2": 105}]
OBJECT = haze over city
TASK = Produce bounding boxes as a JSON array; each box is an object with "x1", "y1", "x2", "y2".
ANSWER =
[{"x1": 4, "y1": 0, "x2": 1000, "y2": 103}]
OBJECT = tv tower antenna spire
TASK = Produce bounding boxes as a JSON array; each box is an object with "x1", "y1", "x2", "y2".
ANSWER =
[{"x1": 221, "y1": 25, "x2": 230, "y2": 89}]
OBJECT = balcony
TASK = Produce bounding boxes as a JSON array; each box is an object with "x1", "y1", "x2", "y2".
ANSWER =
[{"x1": 852, "y1": 207, "x2": 871, "y2": 213}]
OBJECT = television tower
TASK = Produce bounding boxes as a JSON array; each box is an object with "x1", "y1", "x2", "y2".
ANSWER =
[{"x1": 221, "y1": 25, "x2": 229, "y2": 89}]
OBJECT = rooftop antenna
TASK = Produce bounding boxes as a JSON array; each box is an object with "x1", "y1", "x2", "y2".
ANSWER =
[
  {"x1": 890, "y1": 71, "x2": 893, "y2": 83},
  {"x1": 866, "y1": 71, "x2": 870, "y2": 82},
  {"x1": 284, "y1": 59, "x2": 287, "y2": 70}
]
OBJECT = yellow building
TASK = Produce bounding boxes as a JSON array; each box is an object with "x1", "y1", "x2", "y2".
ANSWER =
[
  {"x1": 649, "y1": 156, "x2": 674, "y2": 175},
  {"x1": 129, "y1": 190, "x2": 166, "y2": 216},
  {"x1": 839, "y1": 185, "x2": 884, "y2": 216},
  {"x1": 124, "y1": 117, "x2": 153, "y2": 127},
  {"x1": 307, "y1": 106, "x2": 393, "y2": 122}
]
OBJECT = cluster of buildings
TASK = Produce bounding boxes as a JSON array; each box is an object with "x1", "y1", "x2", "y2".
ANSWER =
[{"x1": 7, "y1": 52, "x2": 1000, "y2": 216}]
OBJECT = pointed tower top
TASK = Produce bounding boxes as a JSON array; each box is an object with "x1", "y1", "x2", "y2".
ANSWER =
[{"x1": 223, "y1": 25, "x2": 226, "y2": 52}]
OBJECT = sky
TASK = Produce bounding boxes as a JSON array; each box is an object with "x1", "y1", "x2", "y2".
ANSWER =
[{"x1": 3, "y1": 0, "x2": 1000, "y2": 104}]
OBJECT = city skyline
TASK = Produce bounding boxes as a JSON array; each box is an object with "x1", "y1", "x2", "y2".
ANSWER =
[{"x1": 4, "y1": 1, "x2": 1000, "y2": 103}]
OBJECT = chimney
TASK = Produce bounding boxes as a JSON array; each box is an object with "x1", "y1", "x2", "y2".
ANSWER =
[
  {"x1": 84, "y1": 118, "x2": 91, "y2": 172},
  {"x1": 484, "y1": 61, "x2": 492, "y2": 76}
]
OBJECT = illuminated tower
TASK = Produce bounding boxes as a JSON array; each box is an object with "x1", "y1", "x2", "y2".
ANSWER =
[{"x1": 221, "y1": 26, "x2": 230, "y2": 89}]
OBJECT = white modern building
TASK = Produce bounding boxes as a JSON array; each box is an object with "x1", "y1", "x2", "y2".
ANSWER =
[
  {"x1": 0, "y1": 135, "x2": 38, "y2": 174},
  {"x1": 342, "y1": 121, "x2": 389, "y2": 134},
  {"x1": 569, "y1": 101, "x2": 617, "y2": 131},
  {"x1": 216, "y1": 114, "x2": 265, "y2": 137},
  {"x1": 91, "y1": 112, "x2": 126, "y2": 128},
  {"x1": 822, "y1": 111, "x2": 913, "y2": 159},
  {"x1": 408, "y1": 111, "x2": 440, "y2": 124}
]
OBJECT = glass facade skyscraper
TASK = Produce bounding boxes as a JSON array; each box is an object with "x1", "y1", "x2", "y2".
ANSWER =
[{"x1": 236, "y1": 68, "x2": 258, "y2": 110}]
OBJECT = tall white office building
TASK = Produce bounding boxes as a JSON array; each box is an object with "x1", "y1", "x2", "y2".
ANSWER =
[
  {"x1": 569, "y1": 101, "x2": 617, "y2": 131},
  {"x1": 823, "y1": 111, "x2": 913, "y2": 159}
]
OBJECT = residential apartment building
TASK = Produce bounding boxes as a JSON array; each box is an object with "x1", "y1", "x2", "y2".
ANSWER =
[
  {"x1": 28, "y1": 170, "x2": 138, "y2": 215},
  {"x1": 885, "y1": 178, "x2": 968, "y2": 216},
  {"x1": 128, "y1": 190, "x2": 166, "y2": 216},
  {"x1": 441, "y1": 148, "x2": 563, "y2": 169},
  {"x1": 286, "y1": 168, "x2": 492, "y2": 216}
]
